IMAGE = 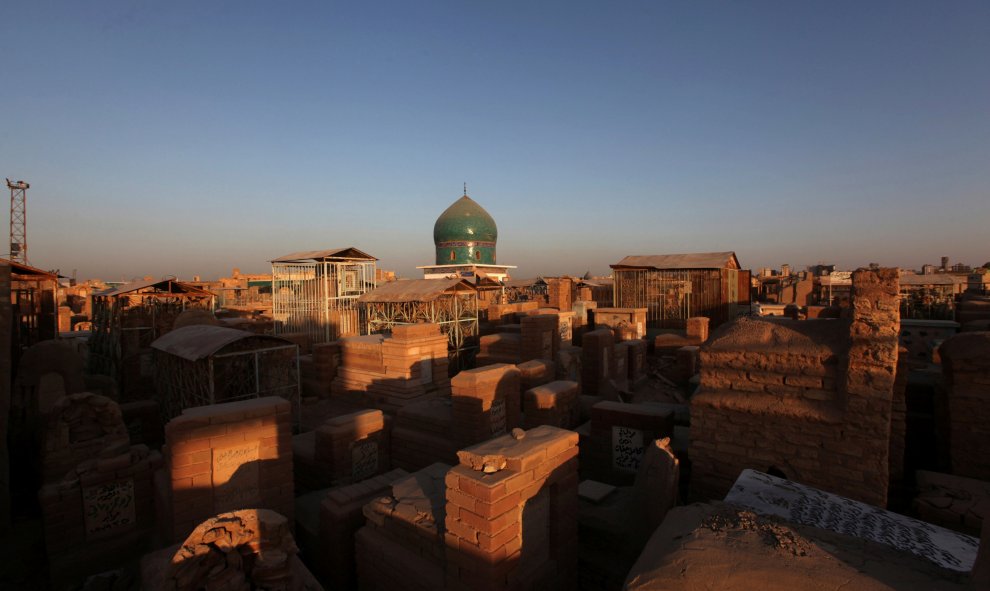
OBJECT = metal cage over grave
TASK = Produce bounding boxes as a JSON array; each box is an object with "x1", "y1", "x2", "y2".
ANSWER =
[
  {"x1": 151, "y1": 324, "x2": 300, "y2": 422},
  {"x1": 2, "y1": 257, "x2": 59, "y2": 355},
  {"x1": 271, "y1": 247, "x2": 377, "y2": 345},
  {"x1": 359, "y1": 278, "x2": 479, "y2": 372},
  {"x1": 89, "y1": 278, "x2": 214, "y2": 397},
  {"x1": 611, "y1": 252, "x2": 748, "y2": 329}
]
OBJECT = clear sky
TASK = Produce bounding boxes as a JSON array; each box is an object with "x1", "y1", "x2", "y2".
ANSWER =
[{"x1": 2, "y1": 1, "x2": 988, "y2": 281}]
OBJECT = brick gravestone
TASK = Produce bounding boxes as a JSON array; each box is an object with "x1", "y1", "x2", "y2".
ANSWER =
[
  {"x1": 585, "y1": 401, "x2": 675, "y2": 484},
  {"x1": 524, "y1": 381, "x2": 581, "y2": 429},
  {"x1": 316, "y1": 409, "x2": 389, "y2": 485},
  {"x1": 451, "y1": 364, "x2": 521, "y2": 447},
  {"x1": 38, "y1": 391, "x2": 161, "y2": 584},
  {"x1": 581, "y1": 329, "x2": 616, "y2": 397},
  {"x1": 159, "y1": 396, "x2": 294, "y2": 542},
  {"x1": 938, "y1": 332, "x2": 990, "y2": 481},
  {"x1": 444, "y1": 426, "x2": 580, "y2": 591},
  {"x1": 520, "y1": 315, "x2": 558, "y2": 362}
]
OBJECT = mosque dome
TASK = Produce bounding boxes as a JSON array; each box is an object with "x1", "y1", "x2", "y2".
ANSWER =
[{"x1": 433, "y1": 192, "x2": 498, "y2": 265}]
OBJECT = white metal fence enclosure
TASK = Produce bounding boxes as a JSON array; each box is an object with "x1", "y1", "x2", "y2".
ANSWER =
[{"x1": 270, "y1": 248, "x2": 377, "y2": 344}]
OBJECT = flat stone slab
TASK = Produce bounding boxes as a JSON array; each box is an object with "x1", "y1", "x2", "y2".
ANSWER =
[
  {"x1": 578, "y1": 479, "x2": 617, "y2": 504},
  {"x1": 725, "y1": 469, "x2": 980, "y2": 572}
]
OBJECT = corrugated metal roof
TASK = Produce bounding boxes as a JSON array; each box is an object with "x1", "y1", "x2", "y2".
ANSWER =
[
  {"x1": 151, "y1": 325, "x2": 294, "y2": 361},
  {"x1": 95, "y1": 278, "x2": 214, "y2": 298},
  {"x1": 611, "y1": 251, "x2": 739, "y2": 270},
  {"x1": 271, "y1": 247, "x2": 377, "y2": 263},
  {"x1": 357, "y1": 278, "x2": 476, "y2": 303}
]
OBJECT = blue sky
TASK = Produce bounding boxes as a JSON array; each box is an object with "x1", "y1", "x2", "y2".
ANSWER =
[{"x1": 2, "y1": 1, "x2": 988, "y2": 280}]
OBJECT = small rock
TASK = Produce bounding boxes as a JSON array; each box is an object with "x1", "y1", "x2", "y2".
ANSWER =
[{"x1": 511, "y1": 428, "x2": 525, "y2": 440}]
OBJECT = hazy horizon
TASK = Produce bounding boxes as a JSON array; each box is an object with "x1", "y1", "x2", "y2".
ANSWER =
[{"x1": 3, "y1": 1, "x2": 988, "y2": 281}]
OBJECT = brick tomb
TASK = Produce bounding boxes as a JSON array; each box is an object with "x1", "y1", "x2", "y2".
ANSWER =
[
  {"x1": 331, "y1": 323, "x2": 450, "y2": 413},
  {"x1": 391, "y1": 364, "x2": 522, "y2": 472},
  {"x1": 689, "y1": 268, "x2": 900, "y2": 506},
  {"x1": 937, "y1": 331, "x2": 990, "y2": 481},
  {"x1": 158, "y1": 396, "x2": 294, "y2": 543},
  {"x1": 294, "y1": 408, "x2": 390, "y2": 491},
  {"x1": 580, "y1": 401, "x2": 675, "y2": 484},
  {"x1": 356, "y1": 425, "x2": 579, "y2": 591}
]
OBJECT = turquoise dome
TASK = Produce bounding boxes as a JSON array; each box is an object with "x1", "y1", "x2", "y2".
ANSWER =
[{"x1": 433, "y1": 194, "x2": 498, "y2": 265}]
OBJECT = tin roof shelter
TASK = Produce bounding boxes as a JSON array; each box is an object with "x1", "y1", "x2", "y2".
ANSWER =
[
  {"x1": 358, "y1": 278, "x2": 478, "y2": 372},
  {"x1": 151, "y1": 324, "x2": 299, "y2": 421},
  {"x1": 89, "y1": 278, "x2": 215, "y2": 397},
  {"x1": 2, "y1": 257, "x2": 60, "y2": 354}
]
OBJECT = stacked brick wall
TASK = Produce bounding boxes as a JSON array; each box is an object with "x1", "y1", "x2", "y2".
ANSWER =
[
  {"x1": 319, "y1": 468, "x2": 409, "y2": 588},
  {"x1": 392, "y1": 399, "x2": 458, "y2": 471},
  {"x1": 583, "y1": 401, "x2": 674, "y2": 484},
  {"x1": 520, "y1": 314, "x2": 557, "y2": 362},
  {"x1": 478, "y1": 333, "x2": 522, "y2": 365},
  {"x1": 689, "y1": 269, "x2": 900, "y2": 506},
  {"x1": 331, "y1": 324, "x2": 450, "y2": 412},
  {"x1": 161, "y1": 396, "x2": 294, "y2": 542},
  {"x1": 488, "y1": 302, "x2": 541, "y2": 325},
  {"x1": 523, "y1": 381, "x2": 580, "y2": 429},
  {"x1": 547, "y1": 278, "x2": 573, "y2": 312},
  {"x1": 452, "y1": 364, "x2": 521, "y2": 447},
  {"x1": 300, "y1": 341, "x2": 340, "y2": 398},
  {"x1": 581, "y1": 329, "x2": 616, "y2": 397},
  {"x1": 594, "y1": 308, "x2": 647, "y2": 340},
  {"x1": 517, "y1": 359, "x2": 555, "y2": 407},
  {"x1": 443, "y1": 426, "x2": 579, "y2": 591},
  {"x1": 938, "y1": 332, "x2": 990, "y2": 480}
]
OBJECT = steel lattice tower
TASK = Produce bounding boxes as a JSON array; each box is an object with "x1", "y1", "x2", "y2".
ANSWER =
[{"x1": 7, "y1": 178, "x2": 29, "y2": 264}]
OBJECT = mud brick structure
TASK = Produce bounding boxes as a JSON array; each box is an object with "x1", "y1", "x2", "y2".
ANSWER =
[
  {"x1": 594, "y1": 308, "x2": 647, "y2": 340},
  {"x1": 318, "y1": 409, "x2": 389, "y2": 485},
  {"x1": 42, "y1": 392, "x2": 131, "y2": 483},
  {"x1": 556, "y1": 344, "x2": 582, "y2": 382},
  {"x1": 938, "y1": 332, "x2": 990, "y2": 481},
  {"x1": 889, "y1": 346, "x2": 909, "y2": 485},
  {"x1": 477, "y1": 332, "x2": 522, "y2": 365},
  {"x1": 520, "y1": 314, "x2": 558, "y2": 362},
  {"x1": 572, "y1": 300, "x2": 597, "y2": 327},
  {"x1": 581, "y1": 328, "x2": 616, "y2": 397},
  {"x1": 690, "y1": 268, "x2": 900, "y2": 506},
  {"x1": 159, "y1": 396, "x2": 294, "y2": 543},
  {"x1": 488, "y1": 301, "x2": 541, "y2": 325},
  {"x1": 616, "y1": 339, "x2": 648, "y2": 384},
  {"x1": 583, "y1": 401, "x2": 675, "y2": 484},
  {"x1": 523, "y1": 381, "x2": 580, "y2": 429},
  {"x1": 141, "y1": 509, "x2": 319, "y2": 591},
  {"x1": 315, "y1": 468, "x2": 408, "y2": 588},
  {"x1": 686, "y1": 316, "x2": 709, "y2": 343},
  {"x1": 300, "y1": 341, "x2": 341, "y2": 398},
  {"x1": 392, "y1": 399, "x2": 458, "y2": 471},
  {"x1": 358, "y1": 427, "x2": 579, "y2": 591},
  {"x1": 444, "y1": 426, "x2": 579, "y2": 591},
  {"x1": 517, "y1": 359, "x2": 555, "y2": 405},
  {"x1": 674, "y1": 345, "x2": 699, "y2": 384},
  {"x1": 356, "y1": 462, "x2": 451, "y2": 590},
  {"x1": 452, "y1": 364, "x2": 521, "y2": 446},
  {"x1": 547, "y1": 277, "x2": 573, "y2": 312},
  {"x1": 39, "y1": 444, "x2": 161, "y2": 584},
  {"x1": 331, "y1": 324, "x2": 450, "y2": 413}
]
